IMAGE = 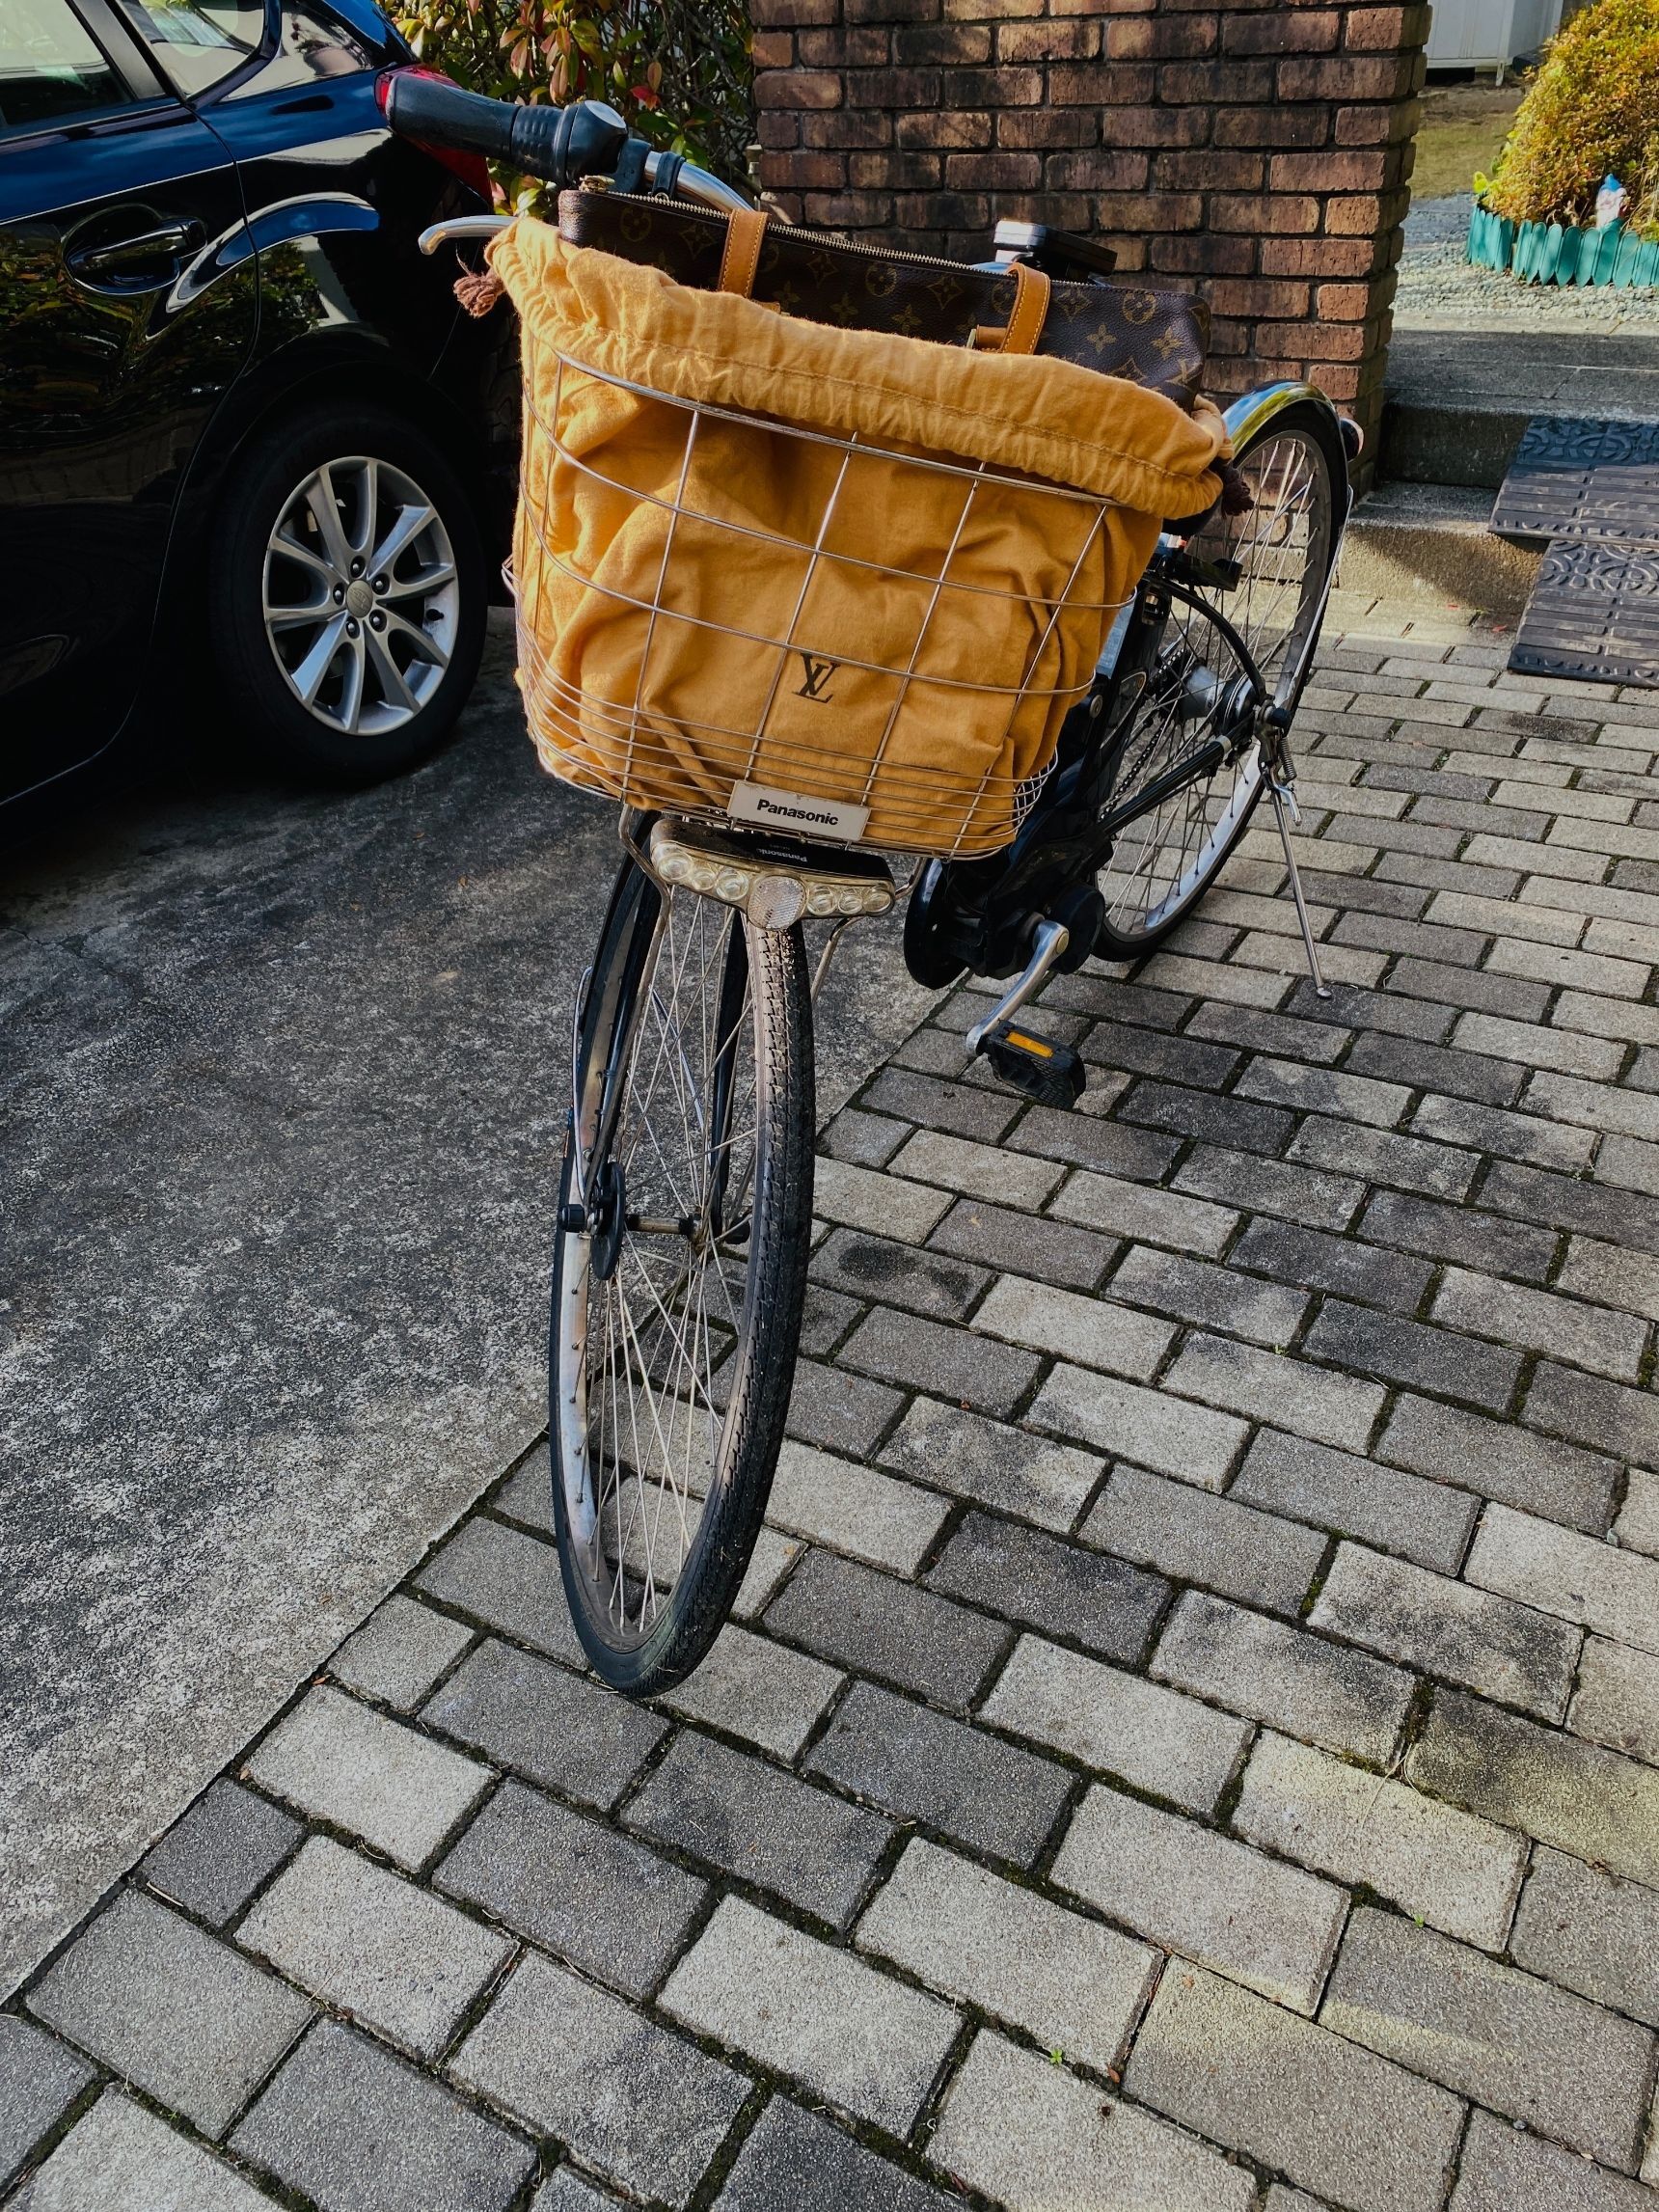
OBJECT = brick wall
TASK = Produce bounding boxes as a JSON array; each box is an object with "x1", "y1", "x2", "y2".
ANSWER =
[{"x1": 750, "y1": 1, "x2": 1431, "y2": 461}]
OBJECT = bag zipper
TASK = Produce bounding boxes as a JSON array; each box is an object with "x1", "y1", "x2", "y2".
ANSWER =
[
  {"x1": 583, "y1": 188, "x2": 1200, "y2": 314},
  {"x1": 581, "y1": 184, "x2": 1093, "y2": 286}
]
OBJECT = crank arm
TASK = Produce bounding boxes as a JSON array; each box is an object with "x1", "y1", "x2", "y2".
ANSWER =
[{"x1": 965, "y1": 918, "x2": 1072, "y2": 1055}]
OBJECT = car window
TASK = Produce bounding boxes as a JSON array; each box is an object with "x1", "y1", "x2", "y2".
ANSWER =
[
  {"x1": 215, "y1": 0, "x2": 372, "y2": 94},
  {"x1": 121, "y1": 0, "x2": 264, "y2": 96},
  {"x1": 0, "y1": 0, "x2": 132, "y2": 135},
  {"x1": 277, "y1": 3, "x2": 373, "y2": 76}
]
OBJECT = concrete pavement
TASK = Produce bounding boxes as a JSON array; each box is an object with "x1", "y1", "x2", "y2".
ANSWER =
[
  {"x1": 0, "y1": 621, "x2": 934, "y2": 1999},
  {"x1": 9, "y1": 595, "x2": 1659, "y2": 2208}
]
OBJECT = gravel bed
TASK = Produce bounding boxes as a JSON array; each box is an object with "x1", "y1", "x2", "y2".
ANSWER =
[
  {"x1": 1396, "y1": 196, "x2": 1659, "y2": 332},
  {"x1": 1402, "y1": 194, "x2": 1477, "y2": 250}
]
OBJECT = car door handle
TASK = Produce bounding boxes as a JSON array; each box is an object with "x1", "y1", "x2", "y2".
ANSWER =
[{"x1": 67, "y1": 220, "x2": 205, "y2": 282}]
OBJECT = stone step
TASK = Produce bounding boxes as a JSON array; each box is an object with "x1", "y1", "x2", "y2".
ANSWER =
[
  {"x1": 1341, "y1": 479, "x2": 1541, "y2": 620},
  {"x1": 1377, "y1": 396, "x2": 1530, "y2": 492},
  {"x1": 1379, "y1": 326, "x2": 1659, "y2": 489}
]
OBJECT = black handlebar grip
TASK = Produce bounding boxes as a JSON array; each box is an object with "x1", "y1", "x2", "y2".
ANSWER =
[
  {"x1": 508, "y1": 101, "x2": 629, "y2": 186},
  {"x1": 385, "y1": 74, "x2": 629, "y2": 189},
  {"x1": 557, "y1": 101, "x2": 630, "y2": 182},
  {"x1": 384, "y1": 73, "x2": 518, "y2": 165}
]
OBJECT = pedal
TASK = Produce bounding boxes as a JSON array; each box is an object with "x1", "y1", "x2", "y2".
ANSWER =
[{"x1": 977, "y1": 1021, "x2": 1086, "y2": 1109}]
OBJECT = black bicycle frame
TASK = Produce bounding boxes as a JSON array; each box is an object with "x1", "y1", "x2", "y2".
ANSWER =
[{"x1": 904, "y1": 544, "x2": 1271, "y2": 989}]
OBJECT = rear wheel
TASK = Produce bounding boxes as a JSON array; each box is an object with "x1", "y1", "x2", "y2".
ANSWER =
[
  {"x1": 549, "y1": 859, "x2": 815, "y2": 1695},
  {"x1": 1094, "y1": 398, "x2": 1343, "y2": 957}
]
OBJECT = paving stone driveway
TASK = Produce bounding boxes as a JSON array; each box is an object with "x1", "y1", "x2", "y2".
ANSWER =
[{"x1": 7, "y1": 596, "x2": 1659, "y2": 2212}]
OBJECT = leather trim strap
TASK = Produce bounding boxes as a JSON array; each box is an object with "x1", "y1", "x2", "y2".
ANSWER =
[
  {"x1": 1002, "y1": 260, "x2": 1050, "y2": 354},
  {"x1": 968, "y1": 259, "x2": 1051, "y2": 354},
  {"x1": 717, "y1": 207, "x2": 768, "y2": 298}
]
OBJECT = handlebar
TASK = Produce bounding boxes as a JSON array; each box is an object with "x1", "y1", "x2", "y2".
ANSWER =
[
  {"x1": 382, "y1": 70, "x2": 752, "y2": 212},
  {"x1": 384, "y1": 73, "x2": 627, "y2": 184}
]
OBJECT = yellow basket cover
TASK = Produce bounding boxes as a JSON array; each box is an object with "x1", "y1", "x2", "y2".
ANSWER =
[{"x1": 491, "y1": 217, "x2": 1232, "y2": 855}]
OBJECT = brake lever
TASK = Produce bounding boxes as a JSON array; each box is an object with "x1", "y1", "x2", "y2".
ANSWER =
[{"x1": 420, "y1": 214, "x2": 512, "y2": 256}]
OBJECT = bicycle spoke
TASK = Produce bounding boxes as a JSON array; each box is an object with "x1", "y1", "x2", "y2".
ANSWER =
[
  {"x1": 1096, "y1": 420, "x2": 1333, "y2": 950},
  {"x1": 558, "y1": 885, "x2": 761, "y2": 1650}
]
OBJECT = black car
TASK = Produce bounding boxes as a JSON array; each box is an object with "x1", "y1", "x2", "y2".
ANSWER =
[{"x1": 0, "y1": 0, "x2": 512, "y2": 806}]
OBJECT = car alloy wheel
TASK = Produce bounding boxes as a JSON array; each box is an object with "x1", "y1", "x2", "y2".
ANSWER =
[{"x1": 261, "y1": 454, "x2": 460, "y2": 738}]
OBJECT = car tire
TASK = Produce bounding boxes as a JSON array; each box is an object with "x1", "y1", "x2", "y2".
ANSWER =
[{"x1": 210, "y1": 403, "x2": 488, "y2": 783}]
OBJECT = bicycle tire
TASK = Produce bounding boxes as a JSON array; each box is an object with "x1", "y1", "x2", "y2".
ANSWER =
[
  {"x1": 548, "y1": 856, "x2": 815, "y2": 1696},
  {"x1": 1094, "y1": 397, "x2": 1345, "y2": 958}
]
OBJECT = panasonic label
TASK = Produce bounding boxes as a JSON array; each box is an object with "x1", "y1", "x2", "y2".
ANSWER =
[{"x1": 727, "y1": 781, "x2": 870, "y2": 843}]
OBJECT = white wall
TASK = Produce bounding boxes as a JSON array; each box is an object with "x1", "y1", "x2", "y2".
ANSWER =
[{"x1": 1425, "y1": 0, "x2": 1564, "y2": 68}]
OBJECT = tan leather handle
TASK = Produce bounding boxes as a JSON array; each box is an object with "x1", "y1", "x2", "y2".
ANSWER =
[
  {"x1": 717, "y1": 207, "x2": 768, "y2": 298},
  {"x1": 971, "y1": 259, "x2": 1051, "y2": 355}
]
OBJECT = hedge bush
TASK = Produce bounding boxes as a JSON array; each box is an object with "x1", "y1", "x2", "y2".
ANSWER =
[
  {"x1": 1483, "y1": 0, "x2": 1659, "y2": 236},
  {"x1": 394, "y1": 0, "x2": 753, "y2": 200}
]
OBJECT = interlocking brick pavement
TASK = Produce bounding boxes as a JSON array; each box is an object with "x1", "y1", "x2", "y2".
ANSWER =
[{"x1": 11, "y1": 598, "x2": 1659, "y2": 2209}]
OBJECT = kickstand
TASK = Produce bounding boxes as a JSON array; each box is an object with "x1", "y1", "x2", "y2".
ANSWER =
[{"x1": 1266, "y1": 768, "x2": 1330, "y2": 999}]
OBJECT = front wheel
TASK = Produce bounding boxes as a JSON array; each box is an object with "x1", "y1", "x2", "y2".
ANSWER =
[
  {"x1": 1094, "y1": 397, "x2": 1344, "y2": 957},
  {"x1": 549, "y1": 859, "x2": 815, "y2": 1695}
]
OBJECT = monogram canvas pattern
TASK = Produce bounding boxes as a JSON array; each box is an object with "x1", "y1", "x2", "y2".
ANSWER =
[{"x1": 558, "y1": 189, "x2": 1210, "y2": 412}]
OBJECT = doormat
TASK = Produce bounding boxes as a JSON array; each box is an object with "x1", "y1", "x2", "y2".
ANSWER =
[
  {"x1": 1491, "y1": 416, "x2": 1659, "y2": 543},
  {"x1": 1509, "y1": 535, "x2": 1659, "y2": 688}
]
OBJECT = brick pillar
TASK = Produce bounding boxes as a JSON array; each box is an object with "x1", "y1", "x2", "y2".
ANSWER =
[{"x1": 750, "y1": 2, "x2": 1430, "y2": 470}]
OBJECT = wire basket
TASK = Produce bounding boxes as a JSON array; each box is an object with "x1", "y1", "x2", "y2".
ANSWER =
[{"x1": 512, "y1": 340, "x2": 1132, "y2": 858}]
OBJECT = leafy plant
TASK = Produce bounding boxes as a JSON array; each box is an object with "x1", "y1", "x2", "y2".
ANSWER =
[
  {"x1": 1482, "y1": 0, "x2": 1659, "y2": 236},
  {"x1": 394, "y1": 0, "x2": 753, "y2": 203}
]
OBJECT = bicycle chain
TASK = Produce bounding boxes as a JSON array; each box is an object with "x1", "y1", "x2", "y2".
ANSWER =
[{"x1": 1107, "y1": 645, "x2": 1196, "y2": 800}]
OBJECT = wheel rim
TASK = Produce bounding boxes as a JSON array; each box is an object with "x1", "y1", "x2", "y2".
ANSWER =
[
  {"x1": 1097, "y1": 423, "x2": 1332, "y2": 946},
  {"x1": 1098, "y1": 603, "x2": 1265, "y2": 944},
  {"x1": 1194, "y1": 424, "x2": 1334, "y2": 708},
  {"x1": 262, "y1": 455, "x2": 458, "y2": 737},
  {"x1": 556, "y1": 889, "x2": 759, "y2": 1652}
]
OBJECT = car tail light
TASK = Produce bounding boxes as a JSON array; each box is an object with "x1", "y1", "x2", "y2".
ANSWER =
[{"x1": 376, "y1": 67, "x2": 494, "y2": 206}]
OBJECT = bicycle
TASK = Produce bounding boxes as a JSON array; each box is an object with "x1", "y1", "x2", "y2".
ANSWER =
[{"x1": 393, "y1": 78, "x2": 1355, "y2": 1696}]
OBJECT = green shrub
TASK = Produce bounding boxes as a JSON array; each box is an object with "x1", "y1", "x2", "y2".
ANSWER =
[
  {"x1": 1483, "y1": 0, "x2": 1659, "y2": 235},
  {"x1": 394, "y1": 0, "x2": 753, "y2": 202}
]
